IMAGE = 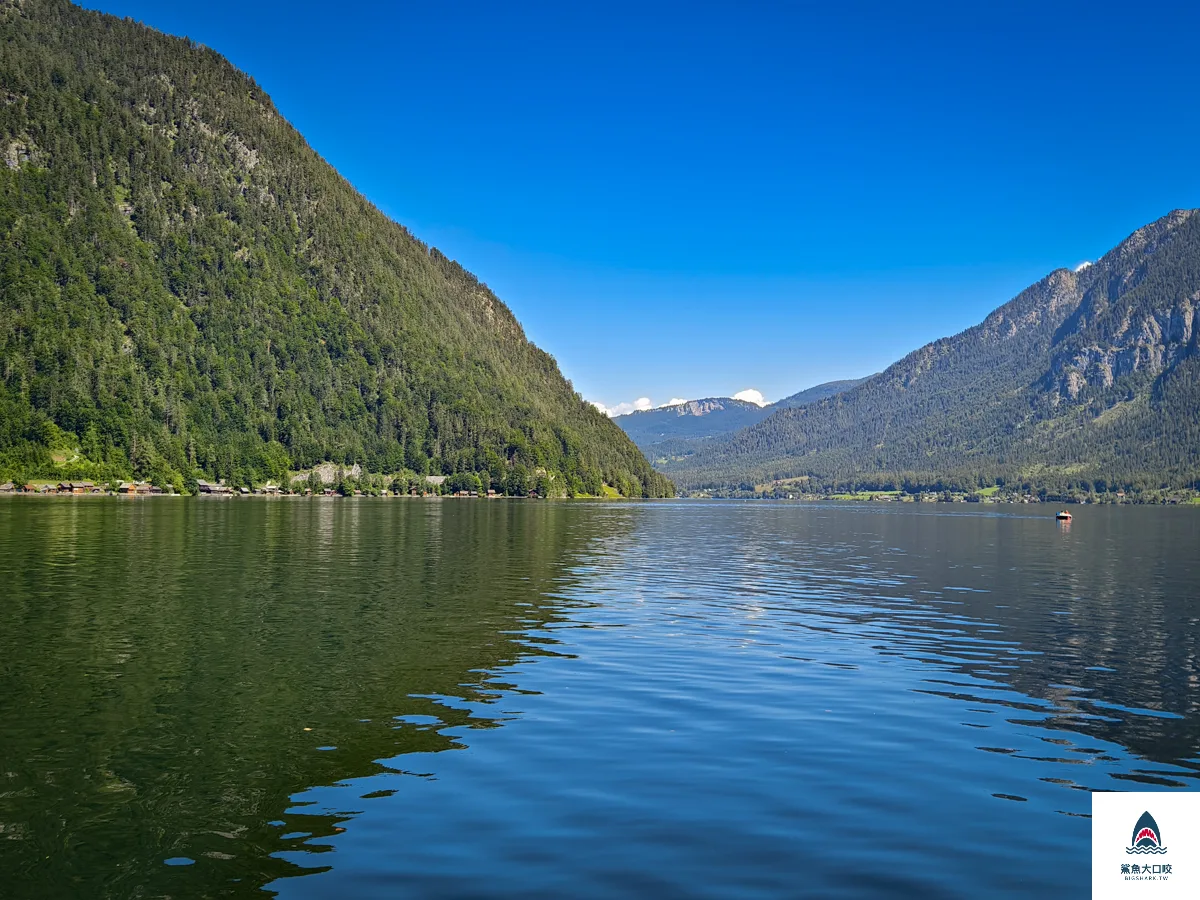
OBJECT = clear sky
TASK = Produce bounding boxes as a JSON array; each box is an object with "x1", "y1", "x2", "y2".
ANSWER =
[{"x1": 84, "y1": 0, "x2": 1200, "y2": 413}]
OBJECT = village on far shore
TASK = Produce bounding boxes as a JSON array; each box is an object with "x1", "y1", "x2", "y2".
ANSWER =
[
  {"x1": 0, "y1": 474, "x2": 531, "y2": 499},
  {"x1": 0, "y1": 462, "x2": 569, "y2": 500}
]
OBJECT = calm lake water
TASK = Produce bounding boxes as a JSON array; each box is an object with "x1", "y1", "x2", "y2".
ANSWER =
[{"x1": 0, "y1": 498, "x2": 1197, "y2": 897}]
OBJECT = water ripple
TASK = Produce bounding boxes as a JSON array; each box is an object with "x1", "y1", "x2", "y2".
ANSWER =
[{"x1": 0, "y1": 499, "x2": 1197, "y2": 898}]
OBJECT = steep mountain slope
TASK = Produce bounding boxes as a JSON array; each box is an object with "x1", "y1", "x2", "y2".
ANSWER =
[
  {"x1": 615, "y1": 379, "x2": 866, "y2": 457},
  {"x1": 0, "y1": 0, "x2": 671, "y2": 496},
  {"x1": 666, "y1": 210, "x2": 1200, "y2": 492}
]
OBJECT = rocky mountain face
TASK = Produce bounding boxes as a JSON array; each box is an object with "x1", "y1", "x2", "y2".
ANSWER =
[
  {"x1": 1041, "y1": 210, "x2": 1200, "y2": 404},
  {"x1": 674, "y1": 398, "x2": 761, "y2": 417},
  {"x1": 664, "y1": 210, "x2": 1200, "y2": 491}
]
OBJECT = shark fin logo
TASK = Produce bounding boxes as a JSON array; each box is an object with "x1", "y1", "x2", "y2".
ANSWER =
[{"x1": 1127, "y1": 811, "x2": 1167, "y2": 855}]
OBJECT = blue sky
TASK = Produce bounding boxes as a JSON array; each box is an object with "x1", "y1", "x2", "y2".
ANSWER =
[{"x1": 86, "y1": 1, "x2": 1200, "y2": 413}]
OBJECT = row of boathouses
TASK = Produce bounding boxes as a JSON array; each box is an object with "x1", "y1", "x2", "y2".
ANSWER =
[{"x1": 0, "y1": 481, "x2": 165, "y2": 495}]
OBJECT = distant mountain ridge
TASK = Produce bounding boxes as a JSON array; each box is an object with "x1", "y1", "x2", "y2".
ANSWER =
[
  {"x1": 614, "y1": 379, "x2": 867, "y2": 457},
  {"x1": 616, "y1": 397, "x2": 771, "y2": 448},
  {"x1": 664, "y1": 210, "x2": 1200, "y2": 493},
  {"x1": 773, "y1": 379, "x2": 869, "y2": 409}
]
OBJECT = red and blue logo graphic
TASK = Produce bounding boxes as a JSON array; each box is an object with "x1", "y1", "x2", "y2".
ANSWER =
[{"x1": 1127, "y1": 811, "x2": 1167, "y2": 855}]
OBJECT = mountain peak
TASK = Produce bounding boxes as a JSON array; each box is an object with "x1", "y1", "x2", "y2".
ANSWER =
[{"x1": 664, "y1": 210, "x2": 1200, "y2": 491}]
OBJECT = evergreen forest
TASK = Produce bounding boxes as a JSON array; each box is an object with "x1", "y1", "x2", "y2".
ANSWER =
[{"x1": 0, "y1": 0, "x2": 673, "y2": 497}]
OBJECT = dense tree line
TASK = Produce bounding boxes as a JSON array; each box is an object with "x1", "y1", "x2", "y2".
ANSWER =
[{"x1": 0, "y1": 0, "x2": 673, "y2": 496}]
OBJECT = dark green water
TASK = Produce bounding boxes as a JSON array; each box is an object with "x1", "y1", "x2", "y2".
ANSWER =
[{"x1": 0, "y1": 498, "x2": 1197, "y2": 897}]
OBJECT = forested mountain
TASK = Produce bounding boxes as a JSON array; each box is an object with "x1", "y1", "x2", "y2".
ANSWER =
[
  {"x1": 666, "y1": 210, "x2": 1200, "y2": 493},
  {"x1": 615, "y1": 379, "x2": 865, "y2": 458},
  {"x1": 0, "y1": 0, "x2": 672, "y2": 496}
]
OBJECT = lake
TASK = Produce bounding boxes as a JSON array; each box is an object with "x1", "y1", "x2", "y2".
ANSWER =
[{"x1": 0, "y1": 498, "x2": 1197, "y2": 897}]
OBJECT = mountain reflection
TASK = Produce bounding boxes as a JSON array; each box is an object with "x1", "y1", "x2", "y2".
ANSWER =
[
  {"x1": 0, "y1": 499, "x2": 604, "y2": 897},
  {"x1": 2, "y1": 500, "x2": 1198, "y2": 898}
]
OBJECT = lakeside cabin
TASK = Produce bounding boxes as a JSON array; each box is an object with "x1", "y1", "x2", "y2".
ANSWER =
[
  {"x1": 0, "y1": 482, "x2": 13, "y2": 493},
  {"x1": 114, "y1": 481, "x2": 161, "y2": 495},
  {"x1": 57, "y1": 481, "x2": 99, "y2": 494}
]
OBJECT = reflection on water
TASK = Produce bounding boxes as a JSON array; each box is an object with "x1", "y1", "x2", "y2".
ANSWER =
[
  {"x1": 0, "y1": 499, "x2": 584, "y2": 895},
  {"x1": 0, "y1": 499, "x2": 1197, "y2": 897}
]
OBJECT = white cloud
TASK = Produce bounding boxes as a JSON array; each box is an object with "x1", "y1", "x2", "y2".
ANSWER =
[
  {"x1": 1074, "y1": 261, "x2": 1093, "y2": 272},
  {"x1": 732, "y1": 388, "x2": 768, "y2": 406},
  {"x1": 660, "y1": 398, "x2": 687, "y2": 407},
  {"x1": 590, "y1": 397, "x2": 653, "y2": 417}
]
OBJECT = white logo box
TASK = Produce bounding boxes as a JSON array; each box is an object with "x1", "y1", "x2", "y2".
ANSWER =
[{"x1": 1093, "y1": 792, "x2": 1199, "y2": 899}]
